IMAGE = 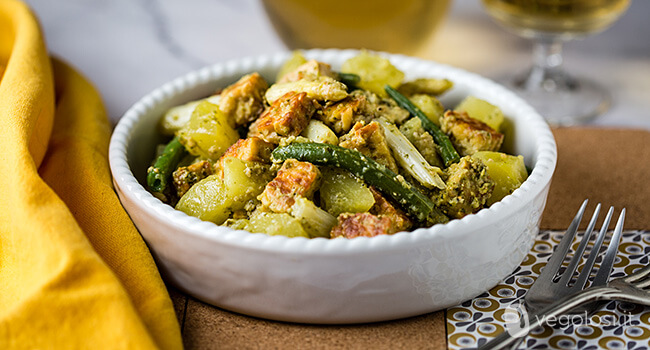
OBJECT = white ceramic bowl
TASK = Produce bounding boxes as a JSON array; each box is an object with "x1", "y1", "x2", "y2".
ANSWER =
[{"x1": 109, "y1": 49, "x2": 556, "y2": 324}]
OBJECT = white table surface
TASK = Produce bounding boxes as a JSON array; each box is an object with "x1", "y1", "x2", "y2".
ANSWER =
[{"x1": 24, "y1": 0, "x2": 650, "y2": 129}]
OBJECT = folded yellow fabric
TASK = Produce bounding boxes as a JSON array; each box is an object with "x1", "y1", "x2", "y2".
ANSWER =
[{"x1": 0, "y1": 1, "x2": 183, "y2": 348}]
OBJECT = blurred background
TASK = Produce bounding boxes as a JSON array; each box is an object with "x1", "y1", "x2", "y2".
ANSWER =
[{"x1": 22, "y1": 0, "x2": 649, "y2": 128}]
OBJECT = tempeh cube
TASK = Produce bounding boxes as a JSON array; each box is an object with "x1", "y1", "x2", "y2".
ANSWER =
[
  {"x1": 339, "y1": 121, "x2": 399, "y2": 173},
  {"x1": 258, "y1": 159, "x2": 321, "y2": 213},
  {"x1": 218, "y1": 72, "x2": 269, "y2": 127},
  {"x1": 218, "y1": 137, "x2": 273, "y2": 166},
  {"x1": 277, "y1": 59, "x2": 336, "y2": 83},
  {"x1": 330, "y1": 212, "x2": 395, "y2": 238},
  {"x1": 440, "y1": 110, "x2": 504, "y2": 156},
  {"x1": 319, "y1": 93, "x2": 366, "y2": 134},
  {"x1": 172, "y1": 160, "x2": 215, "y2": 198},
  {"x1": 248, "y1": 91, "x2": 317, "y2": 144},
  {"x1": 368, "y1": 188, "x2": 412, "y2": 232}
]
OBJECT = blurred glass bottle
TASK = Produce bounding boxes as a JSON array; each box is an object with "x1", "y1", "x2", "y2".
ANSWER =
[{"x1": 261, "y1": 0, "x2": 452, "y2": 55}]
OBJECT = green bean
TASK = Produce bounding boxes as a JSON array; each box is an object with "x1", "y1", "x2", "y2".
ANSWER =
[
  {"x1": 147, "y1": 136, "x2": 188, "y2": 193},
  {"x1": 337, "y1": 72, "x2": 361, "y2": 89},
  {"x1": 272, "y1": 142, "x2": 448, "y2": 224}
]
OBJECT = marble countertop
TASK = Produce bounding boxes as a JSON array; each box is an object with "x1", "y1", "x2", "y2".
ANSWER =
[{"x1": 24, "y1": 0, "x2": 650, "y2": 128}]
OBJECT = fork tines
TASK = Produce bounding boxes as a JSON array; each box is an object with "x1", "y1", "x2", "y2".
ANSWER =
[{"x1": 545, "y1": 199, "x2": 626, "y2": 291}]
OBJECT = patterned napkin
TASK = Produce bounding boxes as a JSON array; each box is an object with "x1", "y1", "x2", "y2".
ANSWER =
[{"x1": 447, "y1": 230, "x2": 650, "y2": 349}]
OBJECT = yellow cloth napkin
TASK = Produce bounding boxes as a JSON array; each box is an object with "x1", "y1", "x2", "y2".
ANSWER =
[{"x1": 0, "y1": 1, "x2": 183, "y2": 348}]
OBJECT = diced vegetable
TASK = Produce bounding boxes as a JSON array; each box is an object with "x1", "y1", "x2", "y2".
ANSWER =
[
  {"x1": 341, "y1": 51, "x2": 404, "y2": 97},
  {"x1": 265, "y1": 77, "x2": 348, "y2": 104},
  {"x1": 471, "y1": 151, "x2": 527, "y2": 205},
  {"x1": 301, "y1": 119, "x2": 338, "y2": 145},
  {"x1": 172, "y1": 159, "x2": 214, "y2": 198},
  {"x1": 178, "y1": 101, "x2": 240, "y2": 160},
  {"x1": 319, "y1": 167, "x2": 375, "y2": 216},
  {"x1": 159, "y1": 95, "x2": 221, "y2": 135},
  {"x1": 399, "y1": 118, "x2": 443, "y2": 168},
  {"x1": 291, "y1": 197, "x2": 337, "y2": 238},
  {"x1": 385, "y1": 85, "x2": 460, "y2": 167},
  {"x1": 440, "y1": 110, "x2": 504, "y2": 156},
  {"x1": 224, "y1": 218, "x2": 250, "y2": 231},
  {"x1": 456, "y1": 96, "x2": 505, "y2": 131},
  {"x1": 147, "y1": 136, "x2": 188, "y2": 194},
  {"x1": 176, "y1": 175, "x2": 231, "y2": 224},
  {"x1": 377, "y1": 119, "x2": 445, "y2": 189},
  {"x1": 272, "y1": 142, "x2": 448, "y2": 224},
  {"x1": 433, "y1": 156, "x2": 494, "y2": 219},
  {"x1": 397, "y1": 78, "x2": 453, "y2": 96},
  {"x1": 276, "y1": 51, "x2": 308, "y2": 82},
  {"x1": 221, "y1": 157, "x2": 269, "y2": 211},
  {"x1": 247, "y1": 211, "x2": 310, "y2": 238},
  {"x1": 408, "y1": 94, "x2": 444, "y2": 126}
]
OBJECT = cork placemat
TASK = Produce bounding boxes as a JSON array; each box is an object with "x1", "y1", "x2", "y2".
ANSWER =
[
  {"x1": 169, "y1": 127, "x2": 650, "y2": 349},
  {"x1": 541, "y1": 128, "x2": 650, "y2": 230}
]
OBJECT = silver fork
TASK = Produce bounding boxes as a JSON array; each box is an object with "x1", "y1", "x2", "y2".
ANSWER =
[
  {"x1": 524, "y1": 199, "x2": 624, "y2": 316},
  {"x1": 479, "y1": 200, "x2": 627, "y2": 349}
]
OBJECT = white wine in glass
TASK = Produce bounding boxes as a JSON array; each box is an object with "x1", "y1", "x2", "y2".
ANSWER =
[
  {"x1": 261, "y1": 0, "x2": 451, "y2": 56},
  {"x1": 482, "y1": 0, "x2": 630, "y2": 125}
]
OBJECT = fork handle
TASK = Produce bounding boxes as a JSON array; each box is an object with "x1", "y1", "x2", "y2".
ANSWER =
[{"x1": 478, "y1": 286, "x2": 616, "y2": 350}]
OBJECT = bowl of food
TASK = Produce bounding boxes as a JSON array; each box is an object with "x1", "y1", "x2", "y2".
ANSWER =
[{"x1": 109, "y1": 49, "x2": 556, "y2": 324}]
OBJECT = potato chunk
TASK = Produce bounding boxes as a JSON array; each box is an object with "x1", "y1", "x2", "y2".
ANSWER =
[
  {"x1": 221, "y1": 158, "x2": 270, "y2": 211},
  {"x1": 259, "y1": 159, "x2": 321, "y2": 213},
  {"x1": 219, "y1": 72, "x2": 268, "y2": 127},
  {"x1": 440, "y1": 110, "x2": 504, "y2": 156},
  {"x1": 241, "y1": 211, "x2": 310, "y2": 238},
  {"x1": 433, "y1": 156, "x2": 494, "y2": 219},
  {"x1": 339, "y1": 121, "x2": 399, "y2": 173},
  {"x1": 178, "y1": 101, "x2": 240, "y2": 160},
  {"x1": 471, "y1": 151, "x2": 527, "y2": 205},
  {"x1": 456, "y1": 96, "x2": 505, "y2": 131},
  {"x1": 301, "y1": 119, "x2": 338, "y2": 145},
  {"x1": 319, "y1": 167, "x2": 375, "y2": 216},
  {"x1": 176, "y1": 175, "x2": 231, "y2": 224},
  {"x1": 159, "y1": 95, "x2": 221, "y2": 135},
  {"x1": 341, "y1": 51, "x2": 404, "y2": 97},
  {"x1": 408, "y1": 94, "x2": 444, "y2": 126},
  {"x1": 248, "y1": 91, "x2": 317, "y2": 144}
]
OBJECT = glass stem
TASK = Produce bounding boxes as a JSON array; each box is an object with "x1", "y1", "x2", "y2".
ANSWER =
[{"x1": 518, "y1": 39, "x2": 577, "y2": 93}]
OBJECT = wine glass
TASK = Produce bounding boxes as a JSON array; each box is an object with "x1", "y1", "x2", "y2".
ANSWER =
[{"x1": 481, "y1": 0, "x2": 630, "y2": 126}]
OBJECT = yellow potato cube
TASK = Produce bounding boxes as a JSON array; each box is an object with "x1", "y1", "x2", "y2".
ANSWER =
[
  {"x1": 472, "y1": 151, "x2": 528, "y2": 205},
  {"x1": 319, "y1": 167, "x2": 375, "y2": 216},
  {"x1": 176, "y1": 175, "x2": 232, "y2": 224},
  {"x1": 341, "y1": 51, "x2": 404, "y2": 97},
  {"x1": 456, "y1": 96, "x2": 505, "y2": 131},
  {"x1": 178, "y1": 101, "x2": 239, "y2": 160}
]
